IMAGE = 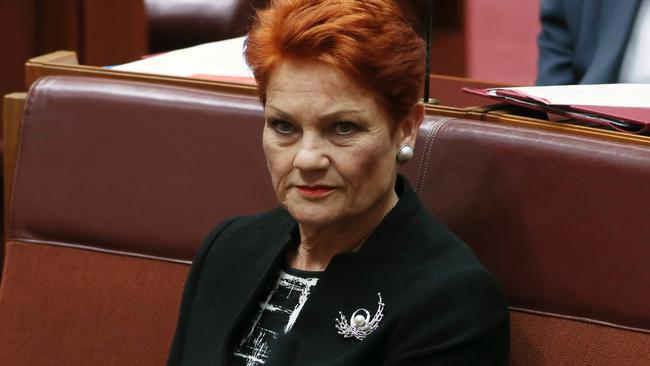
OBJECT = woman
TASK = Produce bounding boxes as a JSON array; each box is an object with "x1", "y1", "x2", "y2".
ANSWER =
[{"x1": 167, "y1": 0, "x2": 509, "y2": 365}]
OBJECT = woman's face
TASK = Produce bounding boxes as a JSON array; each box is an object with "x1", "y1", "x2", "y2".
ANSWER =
[{"x1": 263, "y1": 59, "x2": 418, "y2": 228}]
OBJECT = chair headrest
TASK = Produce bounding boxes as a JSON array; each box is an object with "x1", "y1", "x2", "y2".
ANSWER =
[{"x1": 11, "y1": 76, "x2": 275, "y2": 262}]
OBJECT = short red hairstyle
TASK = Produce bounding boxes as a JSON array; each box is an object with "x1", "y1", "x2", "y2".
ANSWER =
[{"x1": 244, "y1": 0, "x2": 426, "y2": 121}]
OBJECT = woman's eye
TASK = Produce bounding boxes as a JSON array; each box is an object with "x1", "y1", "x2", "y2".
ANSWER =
[
  {"x1": 270, "y1": 120, "x2": 295, "y2": 135},
  {"x1": 333, "y1": 121, "x2": 358, "y2": 135}
]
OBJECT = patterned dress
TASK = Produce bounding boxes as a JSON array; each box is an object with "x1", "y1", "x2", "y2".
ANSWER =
[{"x1": 232, "y1": 268, "x2": 321, "y2": 366}]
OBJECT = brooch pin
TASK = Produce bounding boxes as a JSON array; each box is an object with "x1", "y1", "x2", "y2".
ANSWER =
[{"x1": 335, "y1": 292, "x2": 385, "y2": 341}]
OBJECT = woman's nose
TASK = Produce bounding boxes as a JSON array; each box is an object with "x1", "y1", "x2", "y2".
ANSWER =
[{"x1": 293, "y1": 135, "x2": 330, "y2": 171}]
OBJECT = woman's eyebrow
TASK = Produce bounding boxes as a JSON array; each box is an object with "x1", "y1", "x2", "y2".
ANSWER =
[
  {"x1": 319, "y1": 109, "x2": 365, "y2": 121},
  {"x1": 265, "y1": 106, "x2": 293, "y2": 120}
]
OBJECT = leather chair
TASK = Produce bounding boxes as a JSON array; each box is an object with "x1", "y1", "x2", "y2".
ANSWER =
[
  {"x1": 144, "y1": 0, "x2": 430, "y2": 53},
  {"x1": 403, "y1": 117, "x2": 650, "y2": 364},
  {"x1": 0, "y1": 76, "x2": 648, "y2": 365},
  {"x1": 0, "y1": 76, "x2": 274, "y2": 365},
  {"x1": 145, "y1": 0, "x2": 268, "y2": 53}
]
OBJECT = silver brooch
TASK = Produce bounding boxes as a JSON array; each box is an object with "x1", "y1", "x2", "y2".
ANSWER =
[{"x1": 335, "y1": 292, "x2": 385, "y2": 340}]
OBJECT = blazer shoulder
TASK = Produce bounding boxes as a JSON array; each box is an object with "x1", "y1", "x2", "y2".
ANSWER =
[
  {"x1": 385, "y1": 266, "x2": 510, "y2": 364},
  {"x1": 405, "y1": 209, "x2": 484, "y2": 269},
  {"x1": 197, "y1": 207, "x2": 293, "y2": 257},
  {"x1": 203, "y1": 207, "x2": 290, "y2": 239},
  {"x1": 412, "y1": 265, "x2": 507, "y2": 308},
  {"x1": 395, "y1": 208, "x2": 506, "y2": 307},
  {"x1": 216, "y1": 207, "x2": 293, "y2": 238}
]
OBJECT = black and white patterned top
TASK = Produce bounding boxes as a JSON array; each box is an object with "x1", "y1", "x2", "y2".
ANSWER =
[{"x1": 232, "y1": 267, "x2": 321, "y2": 366}]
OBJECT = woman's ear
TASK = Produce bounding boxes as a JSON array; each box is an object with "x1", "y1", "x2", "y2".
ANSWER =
[{"x1": 398, "y1": 102, "x2": 425, "y2": 148}]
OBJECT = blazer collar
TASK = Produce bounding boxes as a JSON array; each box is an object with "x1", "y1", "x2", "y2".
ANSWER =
[{"x1": 356, "y1": 174, "x2": 422, "y2": 255}]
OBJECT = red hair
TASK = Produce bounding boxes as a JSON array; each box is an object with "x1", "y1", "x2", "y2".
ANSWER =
[{"x1": 244, "y1": 0, "x2": 426, "y2": 121}]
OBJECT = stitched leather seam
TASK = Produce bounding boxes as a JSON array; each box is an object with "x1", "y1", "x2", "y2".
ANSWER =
[
  {"x1": 510, "y1": 306, "x2": 650, "y2": 334},
  {"x1": 415, "y1": 120, "x2": 437, "y2": 196},
  {"x1": 416, "y1": 117, "x2": 450, "y2": 196},
  {"x1": 11, "y1": 238, "x2": 193, "y2": 265}
]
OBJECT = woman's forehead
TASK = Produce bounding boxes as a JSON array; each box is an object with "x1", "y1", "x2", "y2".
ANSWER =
[
  {"x1": 265, "y1": 60, "x2": 384, "y2": 116},
  {"x1": 269, "y1": 60, "x2": 366, "y2": 94}
]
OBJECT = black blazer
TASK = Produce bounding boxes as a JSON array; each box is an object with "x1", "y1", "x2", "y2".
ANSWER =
[{"x1": 167, "y1": 177, "x2": 510, "y2": 365}]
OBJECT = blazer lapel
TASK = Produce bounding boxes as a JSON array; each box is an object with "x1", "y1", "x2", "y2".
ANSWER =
[
  {"x1": 187, "y1": 210, "x2": 296, "y2": 365},
  {"x1": 219, "y1": 237, "x2": 290, "y2": 363},
  {"x1": 583, "y1": 0, "x2": 641, "y2": 83}
]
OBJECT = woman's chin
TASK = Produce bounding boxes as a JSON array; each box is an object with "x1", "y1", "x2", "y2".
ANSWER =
[{"x1": 287, "y1": 207, "x2": 341, "y2": 228}]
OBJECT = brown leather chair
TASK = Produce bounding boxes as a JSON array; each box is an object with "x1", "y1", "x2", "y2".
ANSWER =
[
  {"x1": 1, "y1": 76, "x2": 648, "y2": 365},
  {"x1": 0, "y1": 76, "x2": 275, "y2": 365},
  {"x1": 144, "y1": 0, "x2": 431, "y2": 53},
  {"x1": 145, "y1": 0, "x2": 268, "y2": 53}
]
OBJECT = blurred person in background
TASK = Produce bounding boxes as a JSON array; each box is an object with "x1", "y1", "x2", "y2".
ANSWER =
[{"x1": 537, "y1": 0, "x2": 649, "y2": 85}]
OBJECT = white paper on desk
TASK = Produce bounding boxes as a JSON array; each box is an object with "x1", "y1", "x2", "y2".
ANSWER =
[
  {"x1": 491, "y1": 83, "x2": 650, "y2": 108},
  {"x1": 111, "y1": 36, "x2": 254, "y2": 78}
]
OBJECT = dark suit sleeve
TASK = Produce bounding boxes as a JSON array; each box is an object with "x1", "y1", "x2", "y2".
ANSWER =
[
  {"x1": 166, "y1": 217, "x2": 239, "y2": 366},
  {"x1": 382, "y1": 269, "x2": 510, "y2": 366},
  {"x1": 537, "y1": 0, "x2": 577, "y2": 85}
]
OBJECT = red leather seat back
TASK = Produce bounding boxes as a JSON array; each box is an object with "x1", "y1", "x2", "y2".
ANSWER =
[
  {"x1": 145, "y1": 0, "x2": 268, "y2": 52},
  {"x1": 9, "y1": 76, "x2": 275, "y2": 262},
  {"x1": 0, "y1": 76, "x2": 276, "y2": 365},
  {"x1": 404, "y1": 116, "x2": 650, "y2": 364},
  {"x1": 143, "y1": 0, "x2": 429, "y2": 53}
]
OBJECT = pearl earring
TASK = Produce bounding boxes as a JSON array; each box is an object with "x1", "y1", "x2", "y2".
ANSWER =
[{"x1": 396, "y1": 144, "x2": 414, "y2": 164}]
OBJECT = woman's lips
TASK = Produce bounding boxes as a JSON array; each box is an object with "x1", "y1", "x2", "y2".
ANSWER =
[{"x1": 295, "y1": 185, "x2": 335, "y2": 198}]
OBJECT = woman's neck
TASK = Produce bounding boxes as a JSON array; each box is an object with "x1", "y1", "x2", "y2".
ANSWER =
[{"x1": 287, "y1": 191, "x2": 398, "y2": 271}]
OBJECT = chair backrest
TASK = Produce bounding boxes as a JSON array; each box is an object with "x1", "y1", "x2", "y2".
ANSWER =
[
  {"x1": 1, "y1": 76, "x2": 648, "y2": 365},
  {"x1": 145, "y1": 0, "x2": 268, "y2": 53},
  {"x1": 0, "y1": 76, "x2": 275, "y2": 365},
  {"x1": 403, "y1": 116, "x2": 650, "y2": 365},
  {"x1": 143, "y1": 0, "x2": 431, "y2": 53}
]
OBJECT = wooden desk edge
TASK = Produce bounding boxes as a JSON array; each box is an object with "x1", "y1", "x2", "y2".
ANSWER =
[
  {"x1": 426, "y1": 104, "x2": 650, "y2": 146},
  {"x1": 28, "y1": 51, "x2": 79, "y2": 65},
  {"x1": 26, "y1": 51, "x2": 258, "y2": 97}
]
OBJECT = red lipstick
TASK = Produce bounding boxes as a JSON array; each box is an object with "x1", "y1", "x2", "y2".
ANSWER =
[{"x1": 296, "y1": 185, "x2": 334, "y2": 198}]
